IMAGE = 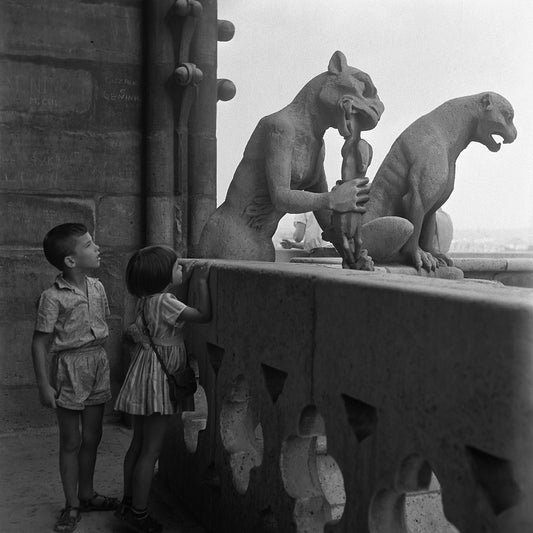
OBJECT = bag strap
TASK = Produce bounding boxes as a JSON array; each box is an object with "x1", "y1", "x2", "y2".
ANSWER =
[{"x1": 141, "y1": 303, "x2": 173, "y2": 380}]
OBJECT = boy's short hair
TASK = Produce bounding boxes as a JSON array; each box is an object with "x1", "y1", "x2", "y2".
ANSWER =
[
  {"x1": 43, "y1": 223, "x2": 88, "y2": 270},
  {"x1": 126, "y1": 246, "x2": 178, "y2": 297}
]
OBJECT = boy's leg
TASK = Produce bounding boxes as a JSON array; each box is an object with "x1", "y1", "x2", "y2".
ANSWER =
[
  {"x1": 123, "y1": 415, "x2": 144, "y2": 502},
  {"x1": 78, "y1": 403, "x2": 104, "y2": 501},
  {"x1": 56, "y1": 407, "x2": 82, "y2": 508},
  {"x1": 131, "y1": 414, "x2": 172, "y2": 510}
]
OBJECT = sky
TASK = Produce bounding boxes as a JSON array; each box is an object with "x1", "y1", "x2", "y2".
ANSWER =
[{"x1": 215, "y1": 0, "x2": 533, "y2": 232}]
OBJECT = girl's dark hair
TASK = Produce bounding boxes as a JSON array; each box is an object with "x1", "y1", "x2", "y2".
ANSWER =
[
  {"x1": 126, "y1": 246, "x2": 178, "y2": 297},
  {"x1": 43, "y1": 223, "x2": 88, "y2": 270}
]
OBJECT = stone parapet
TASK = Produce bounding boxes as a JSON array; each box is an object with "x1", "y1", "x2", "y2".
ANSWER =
[
  {"x1": 159, "y1": 261, "x2": 533, "y2": 533},
  {"x1": 286, "y1": 253, "x2": 533, "y2": 289}
]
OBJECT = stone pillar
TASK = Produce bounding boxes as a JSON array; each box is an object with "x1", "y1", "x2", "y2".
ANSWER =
[
  {"x1": 188, "y1": 0, "x2": 218, "y2": 256},
  {"x1": 144, "y1": 0, "x2": 176, "y2": 246}
]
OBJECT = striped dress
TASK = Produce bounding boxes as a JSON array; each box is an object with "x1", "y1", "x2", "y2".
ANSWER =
[{"x1": 114, "y1": 292, "x2": 187, "y2": 415}]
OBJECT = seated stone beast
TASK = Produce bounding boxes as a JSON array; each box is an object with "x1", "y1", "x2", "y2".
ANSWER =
[
  {"x1": 197, "y1": 51, "x2": 384, "y2": 261},
  {"x1": 362, "y1": 92, "x2": 517, "y2": 271}
]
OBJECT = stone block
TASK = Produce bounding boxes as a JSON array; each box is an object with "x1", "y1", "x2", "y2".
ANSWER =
[
  {"x1": 0, "y1": 250, "x2": 57, "y2": 321},
  {"x1": 96, "y1": 196, "x2": 143, "y2": 248},
  {"x1": 0, "y1": 0, "x2": 142, "y2": 64},
  {"x1": 453, "y1": 257, "x2": 508, "y2": 272},
  {"x1": 0, "y1": 60, "x2": 142, "y2": 130},
  {"x1": 0, "y1": 319, "x2": 36, "y2": 386},
  {"x1": 0, "y1": 127, "x2": 142, "y2": 195},
  {"x1": 0, "y1": 59, "x2": 93, "y2": 117},
  {"x1": 96, "y1": 250, "x2": 130, "y2": 313},
  {"x1": 0, "y1": 194, "x2": 94, "y2": 246},
  {"x1": 92, "y1": 64, "x2": 143, "y2": 130},
  {"x1": 493, "y1": 271, "x2": 533, "y2": 289}
]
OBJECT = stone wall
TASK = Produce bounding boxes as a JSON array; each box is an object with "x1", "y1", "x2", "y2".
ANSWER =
[
  {"x1": 159, "y1": 261, "x2": 533, "y2": 533},
  {"x1": 0, "y1": 0, "x2": 144, "y2": 428}
]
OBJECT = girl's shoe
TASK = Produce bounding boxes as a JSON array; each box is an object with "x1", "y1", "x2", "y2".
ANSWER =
[
  {"x1": 79, "y1": 491, "x2": 119, "y2": 512},
  {"x1": 54, "y1": 506, "x2": 81, "y2": 533},
  {"x1": 114, "y1": 497, "x2": 132, "y2": 519},
  {"x1": 118, "y1": 507, "x2": 163, "y2": 533}
]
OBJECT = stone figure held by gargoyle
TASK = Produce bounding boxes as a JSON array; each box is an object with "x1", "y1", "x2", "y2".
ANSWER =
[{"x1": 197, "y1": 51, "x2": 391, "y2": 262}]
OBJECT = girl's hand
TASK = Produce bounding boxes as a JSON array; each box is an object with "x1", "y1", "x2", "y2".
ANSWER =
[
  {"x1": 180, "y1": 260, "x2": 197, "y2": 283},
  {"x1": 38, "y1": 383, "x2": 57, "y2": 409},
  {"x1": 195, "y1": 262, "x2": 211, "y2": 281}
]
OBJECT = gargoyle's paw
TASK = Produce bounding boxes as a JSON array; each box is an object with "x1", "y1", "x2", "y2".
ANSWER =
[
  {"x1": 433, "y1": 252, "x2": 453, "y2": 267},
  {"x1": 420, "y1": 250, "x2": 438, "y2": 272},
  {"x1": 406, "y1": 249, "x2": 424, "y2": 271}
]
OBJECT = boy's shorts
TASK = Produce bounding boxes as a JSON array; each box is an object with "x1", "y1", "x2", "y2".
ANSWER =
[{"x1": 51, "y1": 346, "x2": 112, "y2": 410}]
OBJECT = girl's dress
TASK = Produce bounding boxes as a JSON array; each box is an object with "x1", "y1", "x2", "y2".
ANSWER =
[{"x1": 115, "y1": 292, "x2": 187, "y2": 415}]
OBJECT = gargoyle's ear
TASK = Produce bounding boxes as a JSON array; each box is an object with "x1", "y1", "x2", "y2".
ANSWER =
[
  {"x1": 328, "y1": 51, "x2": 347, "y2": 74},
  {"x1": 481, "y1": 93, "x2": 493, "y2": 111}
]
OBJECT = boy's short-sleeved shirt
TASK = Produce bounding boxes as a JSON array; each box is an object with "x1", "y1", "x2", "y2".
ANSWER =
[{"x1": 35, "y1": 275, "x2": 110, "y2": 353}]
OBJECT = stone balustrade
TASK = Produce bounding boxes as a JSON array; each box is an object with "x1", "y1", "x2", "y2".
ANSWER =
[{"x1": 158, "y1": 261, "x2": 533, "y2": 533}]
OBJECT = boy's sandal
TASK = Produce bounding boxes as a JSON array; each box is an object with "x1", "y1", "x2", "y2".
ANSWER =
[
  {"x1": 54, "y1": 506, "x2": 81, "y2": 533},
  {"x1": 79, "y1": 491, "x2": 119, "y2": 512}
]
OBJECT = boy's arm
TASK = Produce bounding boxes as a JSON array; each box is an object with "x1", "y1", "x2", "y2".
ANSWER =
[{"x1": 31, "y1": 331, "x2": 56, "y2": 409}]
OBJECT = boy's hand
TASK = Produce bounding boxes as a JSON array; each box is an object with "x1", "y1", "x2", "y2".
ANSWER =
[{"x1": 38, "y1": 383, "x2": 57, "y2": 409}]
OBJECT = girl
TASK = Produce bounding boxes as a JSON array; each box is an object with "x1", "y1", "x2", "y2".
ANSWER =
[{"x1": 114, "y1": 246, "x2": 211, "y2": 533}]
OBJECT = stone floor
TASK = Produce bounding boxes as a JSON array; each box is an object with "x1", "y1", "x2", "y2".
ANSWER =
[{"x1": 0, "y1": 422, "x2": 205, "y2": 533}]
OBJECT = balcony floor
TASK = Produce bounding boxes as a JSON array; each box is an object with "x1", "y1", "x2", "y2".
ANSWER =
[{"x1": 0, "y1": 422, "x2": 204, "y2": 533}]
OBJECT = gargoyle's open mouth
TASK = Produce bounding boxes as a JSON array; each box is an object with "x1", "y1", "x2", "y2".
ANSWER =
[
  {"x1": 485, "y1": 131, "x2": 515, "y2": 153},
  {"x1": 337, "y1": 98, "x2": 380, "y2": 139}
]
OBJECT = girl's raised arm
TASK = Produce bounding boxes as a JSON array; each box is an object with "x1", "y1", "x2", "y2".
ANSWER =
[{"x1": 180, "y1": 264, "x2": 211, "y2": 323}]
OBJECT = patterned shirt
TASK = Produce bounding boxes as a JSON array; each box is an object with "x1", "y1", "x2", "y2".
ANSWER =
[{"x1": 35, "y1": 275, "x2": 110, "y2": 353}]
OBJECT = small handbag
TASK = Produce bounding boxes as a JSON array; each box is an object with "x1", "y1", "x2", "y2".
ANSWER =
[{"x1": 141, "y1": 307, "x2": 197, "y2": 411}]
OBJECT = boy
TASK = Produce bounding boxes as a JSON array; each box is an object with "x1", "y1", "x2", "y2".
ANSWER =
[{"x1": 31, "y1": 223, "x2": 118, "y2": 533}]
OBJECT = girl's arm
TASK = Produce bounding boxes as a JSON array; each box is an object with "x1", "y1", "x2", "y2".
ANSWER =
[
  {"x1": 31, "y1": 331, "x2": 57, "y2": 408},
  {"x1": 180, "y1": 264, "x2": 211, "y2": 323}
]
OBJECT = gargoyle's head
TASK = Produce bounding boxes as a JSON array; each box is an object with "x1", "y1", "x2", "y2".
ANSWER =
[
  {"x1": 318, "y1": 51, "x2": 385, "y2": 138},
  {"x1": 474, "y1": 92, "x2": 517, "y2": 152}
]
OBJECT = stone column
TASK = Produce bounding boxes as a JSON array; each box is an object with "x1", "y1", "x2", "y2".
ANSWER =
[
  {"x1": 144, "y1": 0, "x2": 176, "y2": 246},
  {"x1": 187, "y1": 0, "x2": 218, "y2": 256}
]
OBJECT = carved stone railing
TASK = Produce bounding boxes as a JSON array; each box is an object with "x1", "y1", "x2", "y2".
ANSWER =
[{"x1": 158, "y1": 261, "x2": 533, "y2": 533}]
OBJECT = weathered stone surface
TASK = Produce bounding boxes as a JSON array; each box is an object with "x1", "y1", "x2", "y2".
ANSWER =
[
  {"x1": 160, "y1": 262, "x2": 318, "y2": 533},
  {"x1": 0, "y1": 59, "x2": 93, "y2": 116},
  {"x1": 492, "y1": 271, "x2": 533, "y2": 288},
  {"x1": 0, "y1": 0, "x2": 142, "y2": 64},
  {"x1": 96, "y1": 196, "x2": 142, "y2": 248},
  {"x1": 0, "y1": 194, "x2": 94, "y2": 246},
  {"x1": 106, "y1": 316, "x2": 125, "y2": 404},
  {"x1": 0, "y1": 319, "x2": 36, "y2": 386},
  {"x1": 93, "y1": 250, "x2": 131, "y2": 313},
  {"x1": 158, "y1": 261, "x2": 533, "y2": 533},
  {"x1": 0, "y1": 127, "x2": 142, "y2": 194},
  {"x1": 0, "y1": 60, "x2": 142, "y2": 130},
  {"x1": 0, "y1": 250, "x2": 57, "y2": 321}
]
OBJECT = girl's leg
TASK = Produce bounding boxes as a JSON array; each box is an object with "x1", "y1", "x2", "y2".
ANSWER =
[
  {"x1": 56, "y1": 407, "x2": 82, "y2": 507},
  {"x1": 78, "y1": 404, "x2": 105, "y2": 501},
  {"x1": 131, "y1": 414, "x2": 172, "y2": 510},
  {"x1": 123, "y1": 415, "x2": 145, "y2": 502}
]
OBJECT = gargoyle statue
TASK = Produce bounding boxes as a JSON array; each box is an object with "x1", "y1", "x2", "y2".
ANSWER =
[
  {"x1": 196, "y1": 51, "x2": 384, "y2": 261},
  {"x1": 361, "y1": 92, "x2": 517, "y2": 271}
]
